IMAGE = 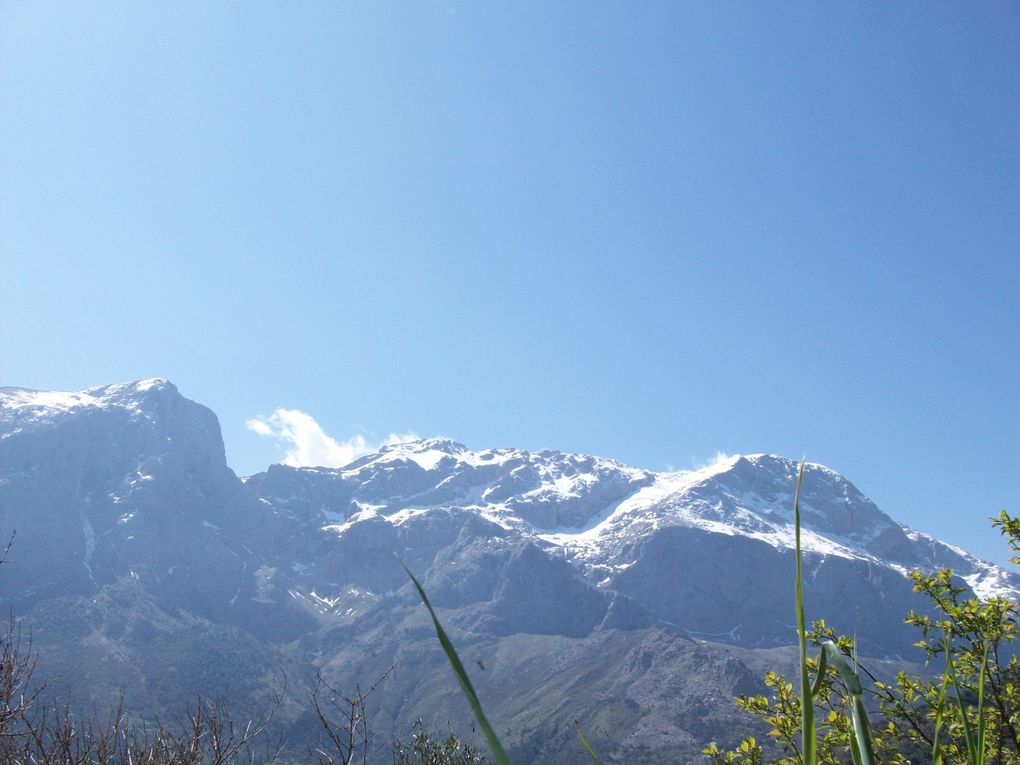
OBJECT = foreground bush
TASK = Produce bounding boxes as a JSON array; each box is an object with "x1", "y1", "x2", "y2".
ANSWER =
[
  {"x1": 706, "y1": 506, "x2": 1020, "y2": 765},
  {"x1": 0, "y1": 542, "x2": 478, "y2": 764},
  {"x1": 393, "y1": 719, "x2": 486, "y2": 765}
]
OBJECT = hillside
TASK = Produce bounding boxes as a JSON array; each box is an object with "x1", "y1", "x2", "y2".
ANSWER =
[{"x1": 1, "y1": 379, "x2": 1013, "y2": 762}]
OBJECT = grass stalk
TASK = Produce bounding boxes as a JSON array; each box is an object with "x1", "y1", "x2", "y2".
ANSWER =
[
  {"x1": 793, "y1": 462, "x2": 817, "y2": 765},
  {"x1": 931, "y1": 635, "x2": 953, "y2": 765},
  {"x1": 402, "y1": 563, "x2": 513, "y2": 765},
  {"x1": 821, "y1": 641, "x2": 875, "y2": 765},
  {"x1": 948, "y1": 647, "x2": 978, "y2": 765},
  {"x1": 795, "y1": 463, "x2": 875, "y2": 765},
  {"x1": 946, "y1": 637, "x2": 990, "y2": 765},
  {"x1": 573, "y1": 719, "x2": 604, "y2": 765},
  {"x1": 977, "y1": 642, "x2": 988, "y2": 765}
]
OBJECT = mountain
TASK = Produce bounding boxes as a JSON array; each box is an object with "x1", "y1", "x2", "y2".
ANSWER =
[{"x1": 1, "y1": 379, "x2": 1015, "y2": 763}]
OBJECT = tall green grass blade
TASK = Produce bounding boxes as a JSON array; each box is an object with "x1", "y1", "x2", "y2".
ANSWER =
[
  {"x1": 977, "y1": 641, "x2": 989, "y2": 765},
  {"x1": 931, "y1": 636, "x2": 952, "y2": 765},
  {"x1": 793, "y1": 461, "x2": 817, "y2": 765},
  {"x1": 849, "y1": 695, "x2": 877, "y2": 765},
  {"x1": 809, "y1": 644, "x2": 828, "y2": 698},
  {"x1": 947, "y1": 647, "x2": 979, "y2": 765},
  {"x1": 573, "y1": 720, "x2": 604, "y2": 765},
  {"x1": 822, "y1": 642, "x2": 863, "y2": 696},
  {"x1": 848, "y1": 730, "x2": 864, "y2": 765},
  {"x1": 821, "y1": 641, "x2": 875, "y2": 765},
  {"x1": 402, "y1": 564, "x2": 513, "y2": 765}
]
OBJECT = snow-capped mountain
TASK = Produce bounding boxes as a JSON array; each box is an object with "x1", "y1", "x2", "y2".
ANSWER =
[
  {"x1": 240, "y1": 435, "x2": 1016, "y2": 652},
  {"x1": 251, "y1": 436, "x2": 1007, "y2": 590},
  {"x1": 1, "y1": 379, "x2": 1015, "y2": 763}
]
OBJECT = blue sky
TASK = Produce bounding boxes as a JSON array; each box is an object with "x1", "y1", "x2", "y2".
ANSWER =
[{"x1": 2, "y1": 2, "x2": 1017, "y2": 564}]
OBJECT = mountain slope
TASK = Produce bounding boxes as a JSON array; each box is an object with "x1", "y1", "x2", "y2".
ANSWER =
[
  {"x1": 242, "y1": 437, "x2": 1015, "y2": 653},
  {"x1": 1, "y1": 379, "x2": 1014, "y2": 763}
]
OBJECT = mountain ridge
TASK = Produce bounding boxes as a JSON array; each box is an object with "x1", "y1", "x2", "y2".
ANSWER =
[
  {"x1": 1, "y1": 379, "x2": 1014, "y2": 763},
  {"x1": 240, "y1": 428, "x2": 1014, "y2": 601}
]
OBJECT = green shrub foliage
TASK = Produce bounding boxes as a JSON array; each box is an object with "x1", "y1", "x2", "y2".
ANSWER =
[
  {"x1": 393, "y1": 719, "x2": 487, "y2": 765},
  {"x1": 706, "y1": 511, "x2": 1020, "y2": 765}
]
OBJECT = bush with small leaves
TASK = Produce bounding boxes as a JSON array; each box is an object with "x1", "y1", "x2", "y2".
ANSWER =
[
  {"x1": 706, "y1": 510, "x2": 1020, "y2": 765},
  {"x1": 393, "y1": 719, "x2": 487, "y2": 765}
]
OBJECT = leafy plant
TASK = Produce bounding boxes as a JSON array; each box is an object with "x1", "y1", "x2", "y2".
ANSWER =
[
  {"x1": 706, "y1": 472, "x2": 1020, "y2": 765},
  {"x1": 393, "y1": 718, "x2": 487, "y2": 765}
]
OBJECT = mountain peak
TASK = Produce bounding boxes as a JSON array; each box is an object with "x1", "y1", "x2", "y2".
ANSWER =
[
  {"x1": 382, "y1": 437, "x2": 467, "y2": 455},
  {"x1": 90, "y1": 377, "x2": 175, "y2": 394},
  {"x1": 0, "y1": 378, "x2": 183, "y2": 429},
  {"x1": 693, "y1": 453, "x2": 857, "y2": 494},
  {"x1": 1, "y1": 377, "x2": 176, "y2": 406}
]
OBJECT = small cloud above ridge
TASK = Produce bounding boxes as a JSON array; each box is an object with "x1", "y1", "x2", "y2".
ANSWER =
[
  {"x1": 690, "y1": 451, "x2": 735, "y2": 472},
  {"x1": 246, "y1": 408, "x2": 418, "y2": 468}
]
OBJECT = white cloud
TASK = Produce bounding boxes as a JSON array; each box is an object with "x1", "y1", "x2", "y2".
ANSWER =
[
  {"x1": 246, "y1": 408, "x2": 418, "y2": 468},
  {"x1": 693, "y1": 451, "x2": 735, "y2": 471}
]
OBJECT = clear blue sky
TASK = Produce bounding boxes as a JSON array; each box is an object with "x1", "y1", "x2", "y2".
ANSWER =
[{"x1": 2, "y1": 2, "x2": 1017, "y2": 564}]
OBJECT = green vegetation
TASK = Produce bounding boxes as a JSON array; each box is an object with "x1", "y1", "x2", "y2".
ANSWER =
[
  {"x1": 573, "y1": 718, "x2": 604, "y2": 764},
  {"x1": 402, "y1": 563, "x2": 512, "y2": 765},
  {"x1": 393, "y1": 719, "x2": 486, "y2": 765},
  {"x1": 408, "y1": 461, "x2": 1020, "y2": 765},
  {"x1": 0, "y1": 544, "x2": 481, "y2": 765},
  {"x1": 4, "y1": 467, "x2": 1016, "y2": 764},
  {"x1": 705, "y1": 463, "x2": 1019, "y2": 765}
]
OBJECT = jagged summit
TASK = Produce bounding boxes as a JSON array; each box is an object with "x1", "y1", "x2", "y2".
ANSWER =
[
  {"x1": 246, "y1": 438, "x2": 1013, "y2": 601},
  {"x1": 0, "y1": 378, "x2": 178, "y2": 427},
  {"x1": 387, "y1": 436, "x2": 469, "y2": 454},
  {"x1": 2, "y1": 378, "x2": 1017, "y2": 653},
  {"x1": 2, "y1": 379, "x2": 1015, "y2": 761},
  {"x1": 256, "y1": 444, "x2": 898, "y2": 561},
  {"x1": 0, "y1": 378, "x2": 222, "y2": 463},
  {"x1": 0, "y1": 379, "x2": 998, "y2": 577},
  {"x1": 1, "y1": 377, "x2": 174, "y2": 406}
]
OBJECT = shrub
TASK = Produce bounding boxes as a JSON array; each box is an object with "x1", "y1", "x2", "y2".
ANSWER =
[
  {"x1": 706, "y1": 493, "x2": 1020, "y2": 765},
  {"x1": 393, "y1": 718, "x2": 487, "y2": 765}
]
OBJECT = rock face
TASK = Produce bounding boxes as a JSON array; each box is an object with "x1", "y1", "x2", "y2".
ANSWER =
[
  {"x1": 237, "y1": 437, "x2": 1013, "y2": 656},
  {"x1": 0, "y1": 380, "x2": 250, "y2": 608},
  {"x1": 1, "y1": 379, "x2": 1016, "y2": 763}
]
